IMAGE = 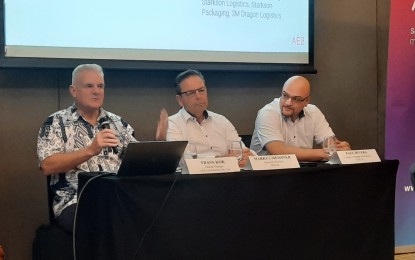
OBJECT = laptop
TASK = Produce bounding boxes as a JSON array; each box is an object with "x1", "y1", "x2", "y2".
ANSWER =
[{"x1": 117, "y1": 141, "x2": 188, "y2": 176}]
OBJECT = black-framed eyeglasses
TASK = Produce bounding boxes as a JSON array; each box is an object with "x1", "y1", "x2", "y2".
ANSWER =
[
  {"x1": 281, "y1": 91, "x2": 309, "y2": 103},
  {"x1": 179, "y1": 87, "x2": 207, "y2": 97}
]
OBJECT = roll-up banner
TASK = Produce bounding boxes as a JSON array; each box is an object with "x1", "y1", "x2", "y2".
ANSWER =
[{"x1": 386, "y1": 0, "x2": 415, "y2": 252}]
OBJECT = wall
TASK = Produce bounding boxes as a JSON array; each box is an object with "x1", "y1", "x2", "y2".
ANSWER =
[{"x1": 0, "y1": 0, "x2": 390, "y2": 259}]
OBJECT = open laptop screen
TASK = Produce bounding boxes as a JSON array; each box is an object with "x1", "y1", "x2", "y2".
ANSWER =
[{"x1": 117, "y1": 141, "x2": 187, "y2": 176}]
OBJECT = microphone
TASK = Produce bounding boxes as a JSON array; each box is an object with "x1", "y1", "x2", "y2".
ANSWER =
[
  {"x1": 98, "y1": 118, "x2": 110, "y2": 130},
  {"x1": 98, "y1": 118, "x2": 118, "y2": 154}
]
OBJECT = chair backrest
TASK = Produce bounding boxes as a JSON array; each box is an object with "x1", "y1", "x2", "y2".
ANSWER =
[{"x1": 239, "y1": 134, "x2": 252, "y2": 148}]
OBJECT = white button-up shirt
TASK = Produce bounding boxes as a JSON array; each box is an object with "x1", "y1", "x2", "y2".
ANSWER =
[
  {"x1": 250, "y1": 98, "x2": 334, "y2": 155},
  {"x1": 166, "y1": 107, "x2": 243, "y2": 157}
]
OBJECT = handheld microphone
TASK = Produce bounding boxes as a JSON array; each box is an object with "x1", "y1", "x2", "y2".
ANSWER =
[
  {"x1": 98, "y1": 118, "x2": 118, "y2": 154},
  {"x1": 98, "y1": 118, "x2": 110, "y2": 130}
]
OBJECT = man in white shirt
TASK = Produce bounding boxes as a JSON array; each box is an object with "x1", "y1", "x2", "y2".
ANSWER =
[
  {"x1": 250, "y1": 75, "x2": 350, "y2": 161},
  {"x1": 166, "y1": 69, "x2": 254, "y2": 167}
]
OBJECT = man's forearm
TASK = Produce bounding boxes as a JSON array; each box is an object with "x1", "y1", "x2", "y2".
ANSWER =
[
  {"x1": 40, "y1": 147, "x2": 96, "y2": 175},
  {"x1": 266, "y1": 141, "x2": 328, "y2": 161}
]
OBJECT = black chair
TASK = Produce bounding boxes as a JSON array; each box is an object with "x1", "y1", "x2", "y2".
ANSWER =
[
  {"x1": 32, "y1": 176, "x2": 73, "y2": 260},
  {"x1": 240, "y1": 134, "x2": 252, "y2": 148}
]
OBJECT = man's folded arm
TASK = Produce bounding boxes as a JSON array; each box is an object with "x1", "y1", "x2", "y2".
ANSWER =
[
  {"x1": 40, "y1": 148, "x2": 96, "y2": 175},
  {"x1": 39, "y1": 130, "x2": 113, "y2": 175},
  {"x1": 265, "y1": 140, "x2": 329, "y2": 162}
]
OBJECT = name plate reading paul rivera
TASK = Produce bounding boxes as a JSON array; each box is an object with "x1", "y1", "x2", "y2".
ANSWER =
[{"x1": 329, "y1": 149, "x2": 381, "y2": 165}]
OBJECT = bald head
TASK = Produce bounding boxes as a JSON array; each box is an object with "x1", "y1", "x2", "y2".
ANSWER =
[{"x1": 282, "y1": 76, "x2": 310, "y2": 97}]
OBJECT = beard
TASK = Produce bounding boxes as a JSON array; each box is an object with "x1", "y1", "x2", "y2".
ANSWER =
[{"x1": 281, "y1": 105, "x2": 294, "y2": 117}]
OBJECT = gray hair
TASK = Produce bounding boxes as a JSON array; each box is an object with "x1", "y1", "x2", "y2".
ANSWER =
[{"x1": 72, "y1": 64, "x2": 104, "y2": 85}]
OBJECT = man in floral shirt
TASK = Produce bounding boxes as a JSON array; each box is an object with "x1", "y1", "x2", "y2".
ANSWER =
[{"x1": 37, "y1": 64, "x2": 136, "y2": 232}]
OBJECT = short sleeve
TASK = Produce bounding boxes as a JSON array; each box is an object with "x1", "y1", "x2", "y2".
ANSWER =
[{"x1": 37, "y1": 116, "x2": 65, "y2": 163}]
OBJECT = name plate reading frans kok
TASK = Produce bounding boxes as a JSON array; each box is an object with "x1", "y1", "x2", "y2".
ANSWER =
[
  {"x1": 328, "y1": 149, "x2": 381, "y2": 165},
  {"x1": 185, "y1": 157, "x2": 240, "y2": 174},
  {"x1": 248, "y1": 154, "x2": 300, "y2": 170}
]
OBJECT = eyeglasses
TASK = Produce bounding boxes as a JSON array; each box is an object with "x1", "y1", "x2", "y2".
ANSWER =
[
  {"x1": 179, "y1": 87, "x2": 207, "y2": 97},
  {"x1": 281, "y1": 91, "x2": 309, "y2": 103}
]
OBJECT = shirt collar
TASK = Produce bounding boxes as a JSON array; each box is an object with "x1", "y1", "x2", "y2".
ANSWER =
[
  {"x1": 181, "y1": 107, "x2": 210, "y2": 122},
  {"x1": 69, "y1": 103, "x2": 107, "y2": 125}
]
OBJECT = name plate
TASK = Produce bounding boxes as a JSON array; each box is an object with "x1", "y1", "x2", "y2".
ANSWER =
[
  {"x1": 328, "y1": 149, "x2": 381, "y2": 165},
  {"x1": 248, "y1": 154, "x2": 300, "y2": 170},
  {"x1": 185, "y1": 157, "x2": 240, "y2": 174}
]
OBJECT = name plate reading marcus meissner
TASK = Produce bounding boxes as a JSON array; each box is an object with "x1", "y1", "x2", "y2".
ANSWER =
[
  {"x1": 185, "y1": 157, "x2": 240, "y2": 174},
  {"x1": 248, "y1": 154, "x2": 300, "y2": 170}
]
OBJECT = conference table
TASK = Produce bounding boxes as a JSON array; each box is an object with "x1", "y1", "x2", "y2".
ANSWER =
[{"x1": 74, "y1": 160, "x2": 398, "y2": 260}]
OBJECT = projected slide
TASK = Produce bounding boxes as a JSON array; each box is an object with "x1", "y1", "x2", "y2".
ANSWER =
[{"x1": 3, "y1": 0, "x2": 310, "y2": 64}]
